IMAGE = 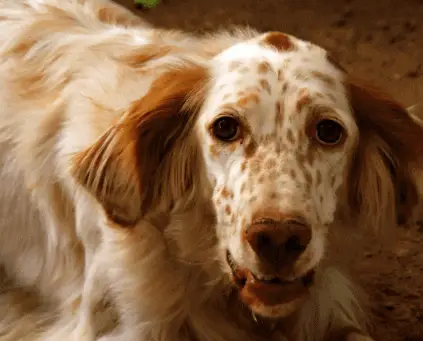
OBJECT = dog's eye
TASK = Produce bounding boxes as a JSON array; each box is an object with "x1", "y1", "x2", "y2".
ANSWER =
[
  {"x1": 315, "y1": 119, "x2": 344, "y2": 145},
  {"x1": 212, "y1": 116, "x2": 240, "y2": 142}
]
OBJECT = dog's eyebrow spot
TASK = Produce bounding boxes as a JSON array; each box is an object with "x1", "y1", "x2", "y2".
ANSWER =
[
  {"x1": 225, "y1": 205, "x2": 232, "y2": 215},
  {"x1": 296, "y1": 88, "x2": 312, "y2": 112},
  {"x1": 244, "y1": 139, "x2": 258, "y2": 158},
  {"x1": 257, "y1": 61, "x2": 272, "y2": 74},
  {"x1": 259, "y1": 79, "x2": 272, "y2": 94},
  {"x1": 237, "y1": 93, "x2": 260, "y2": 107},
  {"x1": 260, "y1": 31, "x2": 296, "y2": 52},
  {"x1": 221, "y1": 186, "x2": 233, "y2": 198}
]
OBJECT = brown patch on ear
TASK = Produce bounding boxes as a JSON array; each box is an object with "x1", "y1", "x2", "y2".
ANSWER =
[
  {"x1": 347, "y1": 78, "x2": 423, "y2": 233},
  {"x1": 260, "y1": 32, "x2": 295, "y2": 52},
  {"x1": 72, "y1": 64, "x2": 209, "y2": 226}
]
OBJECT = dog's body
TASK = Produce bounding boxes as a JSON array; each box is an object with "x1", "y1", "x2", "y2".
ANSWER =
[{"x1": 0, "y1": 1, "x2": 422, "y2": 341}]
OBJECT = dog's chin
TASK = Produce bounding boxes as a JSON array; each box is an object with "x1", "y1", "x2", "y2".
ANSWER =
[{"x1": 226, "y1": 251, "x2": 315, "y2": 318}]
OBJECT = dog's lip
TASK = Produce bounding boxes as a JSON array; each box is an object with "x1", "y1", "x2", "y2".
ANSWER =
[{"x1": 226, "y1": 250, "x2": 314, "y2": 307}]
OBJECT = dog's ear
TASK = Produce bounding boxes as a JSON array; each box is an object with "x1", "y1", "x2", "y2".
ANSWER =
[
  {"x1": 347, "y1": 79, "x2": 423, "y2": 233},
  {"x1": 71, "y1": 64, "x2": 209, "y2": 226}
]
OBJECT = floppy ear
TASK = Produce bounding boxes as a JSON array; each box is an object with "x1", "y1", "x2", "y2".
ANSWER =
[
  {"x1": 347, "y1": 79, "x2": 423, "y2": 233},
  {"x1": 71, "y1": 64, "x2": 209, "y2": 226}
]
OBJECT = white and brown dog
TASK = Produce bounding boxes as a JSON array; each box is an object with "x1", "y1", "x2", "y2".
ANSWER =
[{"x1": 0, "y1": 1, "x2": 422, "y2": 341}]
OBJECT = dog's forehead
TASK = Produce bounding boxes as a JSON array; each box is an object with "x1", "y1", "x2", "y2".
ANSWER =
[{"x1": 204, "y1": 33, "x2": 354, "y2": 130}]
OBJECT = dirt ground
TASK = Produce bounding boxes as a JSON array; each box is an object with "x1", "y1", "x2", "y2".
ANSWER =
[{"x1": 114, "y1": 0, "x2": 423, "y2": 340}]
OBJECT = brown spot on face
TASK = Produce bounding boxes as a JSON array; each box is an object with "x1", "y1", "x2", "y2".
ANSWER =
[
  {"x1": 304, "y1": 169, "x2": 312, "y2": 185},
  {"x1": 244, "y1": 139, "x2": 258, "y2": 158},
  {"x1": 257, "y1": 61, "x2": 272, "y2": 74},
  {"x1": 305, "y1": 144, "x2": 315, "y2": 164},
  {"x1": 265, "y1": 157, "x2": 277, "y2": 169},
  {"x1": 278, "y1": 70, "x2": 284, "y2": 81},
  {"x1": 240, "y1": 183, "x2": 246, "y2": 193},
  {"x1": 260, "y1": 79, "x2": 272, "y2": 94},
  {"x1": 260, "y1": 134, "x2": 275, "y2": 145},
  {"x1": 275, "y1": 101, "x2": 284, "y2": 127},
  {"x1": 249, "y1": 159, "x2": 261, "y2": 174},
  {"x1": 270, "y1": 192, "x2": 278, "y2": 199},
  {"x1": 221, "y1": 187, "x2": 231, "y2": 198},
  {"x1": 287, "y1": 129, "x2": 295, "y2": 144},
  {"x1": 296, "y1": 88, "x2": 312, "y2": 112},
  {"x1": 225, "y1": 205, "x2": 232, "y2": 215},
  {"x1": 228, "y1": 143, "x2": 237, "y2": 153},
  {"x1": 316, "y1": 170, "x2": 322, "y2": 185},
  {"x1": 260, "y1": 32, "x2": 295, "y2": 52},
  {"x1": 311, "y1": 71, "x2": 336, "y2": 87},
  {"x1": 237, "y1": 94, "x2": 260, "y2": 107},
  {"x1": 289, "y1": 168, "x2": 296, "y2": 179},
  {"x1": 240, "y1": 161, "x2": 247, "y2": 172},
  {"x1": 258, "y1": 174, "x2": 265, "y2": 184},
  {"x1": 281, "y1": 83, "x2": 289, "y2": 95},
  {"x1": 209, "y1": 144, "x2": 219, "y2": 158},
  {"x1": 296, "y1": 154, "x2": 307, "y2": 167}
]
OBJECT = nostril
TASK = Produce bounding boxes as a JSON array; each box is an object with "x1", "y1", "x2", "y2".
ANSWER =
[
  {"x1": 257, "y1": 232, "x2": 272, "y2": 249},
  {"x1": 284, "y1": 235, "x2": 305, "y2": 253}
]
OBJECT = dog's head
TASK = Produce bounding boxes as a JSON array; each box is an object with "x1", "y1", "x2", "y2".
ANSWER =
[{"x1": 72, "y1": 32, "x2": 423, "y2": 319}]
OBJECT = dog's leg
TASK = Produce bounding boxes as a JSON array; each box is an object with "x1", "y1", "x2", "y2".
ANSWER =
[{"x1": 73, "y1": 246, "x2": 108, "y2": 341}]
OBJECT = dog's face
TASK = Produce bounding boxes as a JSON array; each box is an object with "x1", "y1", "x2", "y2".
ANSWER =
[
  {"x1": 196, "y1": 32, "x2": 359, "y2": 317},
  {"x1": 72, "y1": 32, "x2": 423, "y2": 320}
]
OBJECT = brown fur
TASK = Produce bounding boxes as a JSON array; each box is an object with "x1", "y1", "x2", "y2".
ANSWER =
[
  {"x1": 347, "y1": 79, "x2": 423, "y2": 234},
  {"x1": 73, "y1": 64, "x2": 209, "y2": 225}
]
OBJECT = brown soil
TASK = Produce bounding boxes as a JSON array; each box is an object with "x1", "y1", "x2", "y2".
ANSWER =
[{"x1": 114, "y1": 1, "x2": 423, "y2": 340}]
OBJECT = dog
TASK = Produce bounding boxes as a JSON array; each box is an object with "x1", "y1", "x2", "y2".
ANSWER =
[{"x1": 1, "y1": 1, "x2": 422, "y2": 341}]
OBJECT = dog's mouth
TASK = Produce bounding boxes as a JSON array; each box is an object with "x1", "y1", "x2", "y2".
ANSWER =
[{"x1": 226, "y1": 250, "x2": 314, "y2": 313}]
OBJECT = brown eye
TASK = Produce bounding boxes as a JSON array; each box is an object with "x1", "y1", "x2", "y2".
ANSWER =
[
  {"x1": 315, "y1": 119, "x2": 344, "y2": 145},
  {"x1": 212, "y1": 116, "x2": 240, "y2": 141}
]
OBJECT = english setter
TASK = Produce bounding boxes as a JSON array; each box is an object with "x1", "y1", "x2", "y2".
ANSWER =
[{"x1": 0, "y1": 1, "x2": 422, "y2": 341}]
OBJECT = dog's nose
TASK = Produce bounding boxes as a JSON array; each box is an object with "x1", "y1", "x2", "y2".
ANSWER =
[{"x1": 244, "y1": 215, "x2": 311, "y2": 271}]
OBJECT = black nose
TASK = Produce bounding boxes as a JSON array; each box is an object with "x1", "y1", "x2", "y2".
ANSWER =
[{"x1": 244, "y1": 217, "x2": 311, "y2": 272}]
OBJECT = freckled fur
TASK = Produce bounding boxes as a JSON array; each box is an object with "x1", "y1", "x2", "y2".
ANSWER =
[{"x1": 1, "y1": 2, "x2": 423, "y2": 341}]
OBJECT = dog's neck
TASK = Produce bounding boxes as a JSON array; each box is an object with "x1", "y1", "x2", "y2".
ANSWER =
[{"x1": 146, "y1": 194, "x2": 295, "y2": 341}]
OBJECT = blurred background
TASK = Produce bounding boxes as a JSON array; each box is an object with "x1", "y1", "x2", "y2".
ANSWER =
[{"x1": 114, "y1": 0, "x2": 423, "y2": 340}]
